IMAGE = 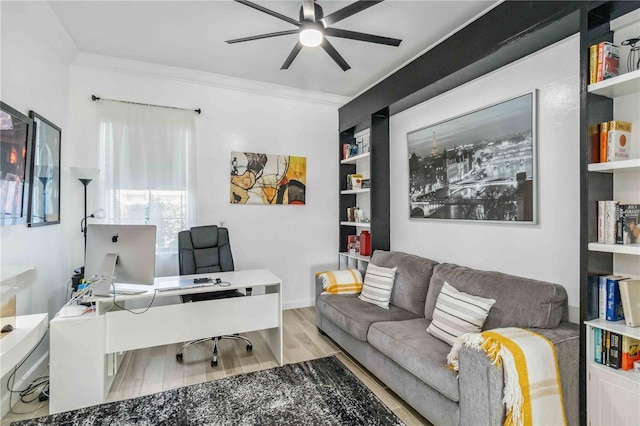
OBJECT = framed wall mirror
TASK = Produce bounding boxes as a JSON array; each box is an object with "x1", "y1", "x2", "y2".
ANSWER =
[
  {"x1": 28, "y1": 111, "x2": 61, "y2": 226},
  {"x1": 0, "y1": 102, "x2": 33, "y2": 226}
]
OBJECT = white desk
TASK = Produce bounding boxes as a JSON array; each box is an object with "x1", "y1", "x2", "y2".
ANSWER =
[{"x1": 49, "y1": 269, "x2": 282, "y2": 414}]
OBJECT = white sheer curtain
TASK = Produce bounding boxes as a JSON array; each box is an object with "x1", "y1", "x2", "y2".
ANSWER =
[{"x1": 96, "y1": 100, "x2": 197, "y2": 277}]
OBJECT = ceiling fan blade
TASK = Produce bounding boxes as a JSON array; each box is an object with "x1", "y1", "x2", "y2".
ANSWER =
[
  {"x1": 234, "y1": 0, "x2": 300, "y2": 27},
  {"x1": 321, "y1": 39, "x2": 350, "y2": 71},
  {"x1": 324, "y1": 28, "x2": 401, "y2": 46},
  {"x1": 302, "y1": 0, "x2": 316, "y2": 21},
  {"x1": 281, "y1": 41, "x2": 304, "y2": 70},
  {"x1": 320, "y1": 0, "x2": 383, "y2": 27},
  {"x1": 226, "y1": 30, "x2": 300, "y2": 44}
]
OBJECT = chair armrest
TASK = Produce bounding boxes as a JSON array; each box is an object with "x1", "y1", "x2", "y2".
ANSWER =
[{"x1": 457, "y1": 322, "x2": 579, "y2": 426}]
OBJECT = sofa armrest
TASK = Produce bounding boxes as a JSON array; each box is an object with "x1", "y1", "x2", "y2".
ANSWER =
[
  {"x1": 457, "y1": 322, "x2": 579, "y2": 426},
  {"x1": 315, "y1": 274, "x2": 324, "y2": 301}
]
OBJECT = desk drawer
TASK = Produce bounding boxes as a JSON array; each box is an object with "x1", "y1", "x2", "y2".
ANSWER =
[{"x1": 105, "y1": 293, "x2": 280, "y2": 353}]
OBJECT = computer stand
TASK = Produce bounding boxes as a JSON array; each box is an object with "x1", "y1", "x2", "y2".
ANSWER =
[{"x1": 92, "y1": 253, "x2": 118, "y2": 297}]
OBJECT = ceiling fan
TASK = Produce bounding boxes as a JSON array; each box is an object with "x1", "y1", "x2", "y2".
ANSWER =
[{"x1": 226, "y1": 0, "x2": 402, "y2": 71}]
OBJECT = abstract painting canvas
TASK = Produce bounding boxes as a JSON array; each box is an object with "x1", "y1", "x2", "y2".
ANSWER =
[
  {"x1": 407, "y1": 91, "x2": 537, "y2": 223},
  {"x1": 230, "y1": 151, "x2": 306, "y2": 205}
]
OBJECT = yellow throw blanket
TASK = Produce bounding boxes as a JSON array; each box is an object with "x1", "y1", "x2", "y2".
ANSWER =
[{"x1": 447, "y1": 327, "x2": 566, "y2": 426}]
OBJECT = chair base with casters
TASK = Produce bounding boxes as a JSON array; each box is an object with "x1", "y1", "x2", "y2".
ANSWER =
[{"x1": 176, "y1": 334, "x2": 253, "y2": 367}]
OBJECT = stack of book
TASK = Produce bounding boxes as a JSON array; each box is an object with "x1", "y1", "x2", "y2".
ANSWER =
[
  {"x1": 595, "y1": 120, "x2": 632, "y2": 163},
  {"x1": 597, "y1": 201, "x2": 639, "y2": 245},
  {"x1": 594, "y1": 329, "x2": 640, "y2": 370},
  {"x1": 588, "y1": 275, "x2": 640, "y2": 326},
  {"x1": 589, "y1": 41, "x2": 620, "y2": 84}
]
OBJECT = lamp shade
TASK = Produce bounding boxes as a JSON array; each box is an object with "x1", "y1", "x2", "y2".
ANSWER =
[{"x1": 71, "y1": 167, "x2": 100, "y2": 181}]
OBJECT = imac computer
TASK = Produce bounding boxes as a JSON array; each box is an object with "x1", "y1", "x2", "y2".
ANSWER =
[{"x1": 85, "y1": 224, "x2": 157, "y2": 296}]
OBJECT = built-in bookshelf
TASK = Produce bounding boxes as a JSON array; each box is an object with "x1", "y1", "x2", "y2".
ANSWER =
[
  {"x1": 338, "y1": 114, "x2": 390, "y2": 272},
  {"x1": 580, "y1": 3, "x2": 640, "y2": 425}
]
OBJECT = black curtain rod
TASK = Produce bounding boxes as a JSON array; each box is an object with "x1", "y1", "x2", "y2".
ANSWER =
[{"x1": 91, "y1": 95, "x2": 201, "y2": 114}]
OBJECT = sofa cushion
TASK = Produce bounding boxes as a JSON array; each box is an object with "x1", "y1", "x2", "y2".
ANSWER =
[
  {"x1": 316, "y1": 294, "x2": 419, "y2": 341},
  {"x1": 425, "y1": 264, "x2": 568, "y2": 330},
  {"x1": 427, "y1": 282, "x2": 496, "y2": 346},
  {"x1": 368, "y1": 318, "x2": 460, "y2": 402},
  {"x1": 358, "y1": 263, "x2": 397, "y2": 309},
  {"x1": 370, "y1": 250, "x2": 439, "y2": 317}
]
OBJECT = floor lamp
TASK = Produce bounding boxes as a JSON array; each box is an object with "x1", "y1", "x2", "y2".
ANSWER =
[{"x1": 70, "y1": 167, "x2": 103, "y2": 269}]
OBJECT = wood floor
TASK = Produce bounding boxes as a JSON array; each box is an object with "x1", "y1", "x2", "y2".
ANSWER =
[{"x1": 2, "y1": 307, "x2": 431, "y2": 425}]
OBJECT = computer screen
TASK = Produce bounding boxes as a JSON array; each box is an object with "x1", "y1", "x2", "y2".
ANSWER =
[{"x1": 85, "y1": 224, "x2": 156, "y2": 296}]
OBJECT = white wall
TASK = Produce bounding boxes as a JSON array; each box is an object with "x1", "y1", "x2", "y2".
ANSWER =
[
  {"x1": 389, "y1": 35, "x2": 581, "y2": 319},
  {"x1": 0, "y1": 1, "x2": 78, "y2": 416},
  {"x1": 67, "y1": 54, "x2": 345, "y2": 310}
]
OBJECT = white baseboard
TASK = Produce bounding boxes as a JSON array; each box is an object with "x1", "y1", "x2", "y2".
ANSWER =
[
  {"x1": 283, "y1": 298, "x2": 314, "y2": 310},
  {"x1": 0, "y1": 351, "x2": 49, "y2": 420}
]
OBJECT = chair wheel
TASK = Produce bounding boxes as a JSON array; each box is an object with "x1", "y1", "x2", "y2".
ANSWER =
[
  {"x1": 247, "y1": 344, "x2": 253, "y2": 352},
  {"x1": 176, "y1": 353, "x2": 183, "y2": 361},
  {"x1": 211, "y1": 360, "x2": 218, "y2": 367}
]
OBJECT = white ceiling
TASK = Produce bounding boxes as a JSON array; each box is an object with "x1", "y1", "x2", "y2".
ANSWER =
[{"x1": 49, "y1": 0, "x2": 498, "y2": 98}]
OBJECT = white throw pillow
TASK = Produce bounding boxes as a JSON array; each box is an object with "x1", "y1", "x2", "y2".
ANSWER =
[
  {"x1": 358, "y1": 263, "x2": 397, "y2": 309},
  {"x1": 426, "y1": 281, "x2": 496, "y2": 346}
]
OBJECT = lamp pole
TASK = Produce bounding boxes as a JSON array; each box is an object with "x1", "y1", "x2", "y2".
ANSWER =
[{"x1": 79, "y1": 178, "x2": 93, "y2": 268}]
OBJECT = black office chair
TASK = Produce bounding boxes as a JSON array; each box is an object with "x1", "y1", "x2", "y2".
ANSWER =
[{"x1": 176, "y1": 225, "x2": 252, "y2": 367}]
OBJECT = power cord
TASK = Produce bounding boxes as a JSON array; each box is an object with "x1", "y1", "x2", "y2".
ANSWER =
[
  {"x1": 6, "y1": 325, "x2": 50, "y2": 414},
  {"x1": 110, "y1": 281, "x2": 159, "y2": 314}
]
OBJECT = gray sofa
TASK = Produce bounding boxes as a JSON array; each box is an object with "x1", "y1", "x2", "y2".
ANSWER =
[{"x1": 315, "y1": 250, "x2": 579, "y2": 425}]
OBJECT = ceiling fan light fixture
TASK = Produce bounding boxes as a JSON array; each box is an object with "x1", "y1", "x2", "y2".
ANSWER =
[{"x1": 299, "y1": 27, "x2": 323, "y2": 47}]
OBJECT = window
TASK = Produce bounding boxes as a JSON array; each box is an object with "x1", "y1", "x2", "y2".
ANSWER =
[{"x1": 97, "y1": 100, "x2": 196, "y2": 256}]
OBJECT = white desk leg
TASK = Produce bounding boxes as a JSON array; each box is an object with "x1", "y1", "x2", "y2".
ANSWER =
[
  {"x1": 49, "y1": 315, "x2": 109, "y2": 414},
  {"x1": 263, "y1": 283, "x2": 283, "y2": 366}
]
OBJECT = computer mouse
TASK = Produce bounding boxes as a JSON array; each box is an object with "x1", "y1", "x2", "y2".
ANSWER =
[{"x1": 1, "y1": 324, "x2": 14, "y2": 333}]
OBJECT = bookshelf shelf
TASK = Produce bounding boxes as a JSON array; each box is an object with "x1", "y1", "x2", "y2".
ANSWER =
[
  {"x1": 588, "y1": 243, "x2": 640, "y2": 255},
  {"x1": 340, "y1": 152, "x2": 370, "y2": 165},
  {"x1": 340, "y1": 221, "x2": 371, "y2": 228},
  {"x1": 587, "y1": 69, "x2": 640, "y2": 99},
  {"x1": 340, "y1": 188, "x2": 370, "y2": 195},
  {"x1": 589, "y1": 361, "x2": 640, "y2": 383},
  {"x1": 585, "y1": 319, "x2": 640, "y2": 340},
  {"x1": 588, "y1": 159, "x2": 640, "y2": 173},
  {"x1": 339, "y1": 252, "x2": 371, "y2": 262}
]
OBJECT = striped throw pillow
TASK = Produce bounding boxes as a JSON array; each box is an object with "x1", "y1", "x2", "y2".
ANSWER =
[
  {"x1": 316, "y1": 269, "x2": 363, "y2": 294},
  {"x1": 358, "y1": 263, "x2": 397, "y2": 309},
  {"x1": 427, "y1": 281, "x2": 496, "y2": 346}
]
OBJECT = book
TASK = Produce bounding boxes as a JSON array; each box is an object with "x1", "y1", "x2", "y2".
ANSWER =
[
  {"x1": 347, "y1": 173, "x2": 364, "y2": 190},
  {"x1": 604, "y1": 330, "x2": 610, "y2": 365},
  {"x1": 608, "y1": 332, "x2": 622, "y2": 369},
  {"x1": 607, "y1": 120, "x2": 631, "y2": 162},
  {"x1": 621, "y1": 335, "x2": 640, "y2": 370},
  {"x1": 594, "y1": 327, "x2": 603, "y2": 364},
  {"x1": 587, "y1": 274, "x2": 601, "y2": 319},
  {"x1": 597, "y1": 200, "x2": 605, "y2": 243},
  {"x1": 347, "y1": 235, "x2": 359, "y2": 254},
  {"x1": 602, "y1": 42, "x2": 620, "y2": 80},
  {"x1": 604, "y1": 200, "x2": 618, "y2": 245},
  {"x1": 606, "y1": 275, "x2": 629, "y2": 321},
  {"x1": 599, "y1": 121, "x2": 610, "y2": 163},
  {"x1": 596, "y1": 42, "x2": 604, "y2": 82},
  {"x1": 616, "y1": 202, "x2": 624, "y2": 245},
  {"x1": 619, "y1": 279, "x2": 640, "y2": 327},
  {"x1": 599, "y1": 275, "x2": 608, "y2": 320},
  {"x1": 620, "y1": 204, "x2": 640, "y2": 245},
  {"x1": 589, "y1": 44, "x2": 598, "y2": 84}
]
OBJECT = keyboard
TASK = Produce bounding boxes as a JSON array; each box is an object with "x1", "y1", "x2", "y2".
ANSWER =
[
  {"x1": 157, "y1": 282, "x2": 216, "y2": 293},
  {"x1": 110, "y1": 289, "x2": 147, "y2": 295}
]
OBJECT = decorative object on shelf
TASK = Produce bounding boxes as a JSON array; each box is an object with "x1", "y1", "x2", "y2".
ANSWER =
[
  {"x1": 359, "y1": 230, "x2": 370, "y2": 256},
  {"x1": 355, "y1": 129, "x2": 370, "y2": 154},
  {"x1": 230, "y1": 151, "x2": 306, "y2": 205},
  {"x1": 407, "y1": 91, "x2": 537, "y2": 223},
  {"x1": 347, "y1": 235, "x2": 359, "y2": 254},
  {"x1": 361, "y1": 178, "x2": 371, "y2": 189},
  {"x1": 0, "y1": 102, "x2": 33, "y2": 227},
  {"x1": 27, "y1": 111, "x2": 61, "y2": 227},
  {"x1": 621, "y1": 36, "x2": 640, "y2": 72}
]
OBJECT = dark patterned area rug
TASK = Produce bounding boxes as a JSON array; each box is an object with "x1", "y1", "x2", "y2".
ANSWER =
[{"x1": 12, "y1": 356, "x2": 404, "y2": 425}]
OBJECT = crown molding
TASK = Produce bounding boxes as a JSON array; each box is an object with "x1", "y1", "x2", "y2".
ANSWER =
[{"x1": 72, "y1": 52, "x2": 351, "y2": 107}]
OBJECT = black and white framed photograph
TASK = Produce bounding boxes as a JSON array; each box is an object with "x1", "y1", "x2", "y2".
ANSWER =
[
  {"x1": 0, "y1": 102, "x2": 33, "y2": 226},
  {"x1": 407, "y1": 91, "x2": 537, "y2": 223},
  {"x1": 27, "y1": 111, "x2": 61, "y2": 226}
]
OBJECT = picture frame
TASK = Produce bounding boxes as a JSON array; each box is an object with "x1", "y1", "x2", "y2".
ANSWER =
[
  {"x1": 27, "y1": 111, "x2": 61, "y2": 226},
  {"x1": 407, "y1": 91, "x2": 537, "y2": 223},
  {"x1": 0, "y1": 102, "x2": 33, "y2": 226}
]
